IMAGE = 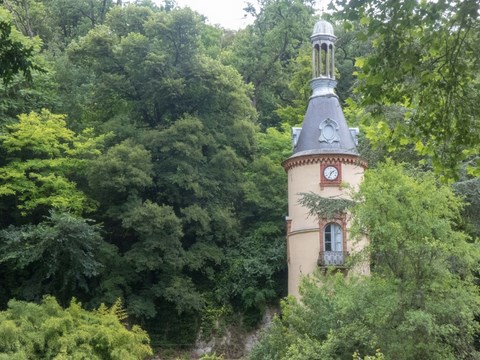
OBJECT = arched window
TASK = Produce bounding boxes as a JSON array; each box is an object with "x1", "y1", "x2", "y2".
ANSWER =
[
  {"x1": 323, "y1": 223, "x2": 343, "y2": 252},
  {"x1": 320, "y1": 223, "x2": 345, "y2": 266}
]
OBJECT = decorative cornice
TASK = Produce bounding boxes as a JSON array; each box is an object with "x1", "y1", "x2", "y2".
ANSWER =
[{"x1": 282, "y1": 153, "x2": 368, "y2": 172}]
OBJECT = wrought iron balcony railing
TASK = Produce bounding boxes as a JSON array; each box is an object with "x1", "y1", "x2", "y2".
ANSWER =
[{"x1": 318, "y1": 251, "x2": 348, "y2": 267}]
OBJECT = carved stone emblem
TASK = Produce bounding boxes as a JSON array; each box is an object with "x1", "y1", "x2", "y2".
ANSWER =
[{"x1": 319, "y1": 118, "x2": 339, "y2": 144}]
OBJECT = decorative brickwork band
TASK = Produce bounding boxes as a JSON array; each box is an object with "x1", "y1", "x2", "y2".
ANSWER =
[{"x1": 282, "y1": 153, "x2": 367, "y2": 172}]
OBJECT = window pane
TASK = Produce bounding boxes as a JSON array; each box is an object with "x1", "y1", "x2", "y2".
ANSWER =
[
  {"x1": 324, "y1": 224, "x2": 331, "y2": 251},
  {"x1": 324, "y1": 223, "x2": 342, "y2": 252},
  {"x1": 334, "y1": 224, "x2": 342, "y2": 251}
]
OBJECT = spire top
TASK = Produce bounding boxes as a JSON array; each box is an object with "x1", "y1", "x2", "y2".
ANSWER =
[{"x1": 310, "y1": 19, "x2": 336, "y2": 97}]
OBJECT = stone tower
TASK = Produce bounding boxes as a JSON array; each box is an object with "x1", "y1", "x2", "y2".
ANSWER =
[{"x1": 283, "y1": 20, "x2": 368, "y2": 298}]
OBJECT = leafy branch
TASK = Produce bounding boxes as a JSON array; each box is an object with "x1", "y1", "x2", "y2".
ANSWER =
[{"x1": 298, "y1": 192, "x2": 354, "y2": 220}]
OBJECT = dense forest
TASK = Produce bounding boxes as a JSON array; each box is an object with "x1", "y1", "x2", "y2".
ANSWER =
[{"x1": 0, "y1": 0, "x2": 479, "y2": 359}]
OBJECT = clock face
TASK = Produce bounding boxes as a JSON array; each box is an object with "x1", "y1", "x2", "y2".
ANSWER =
[{"x1": 323, "y1": 166, "x2": 339, "y2": 180}]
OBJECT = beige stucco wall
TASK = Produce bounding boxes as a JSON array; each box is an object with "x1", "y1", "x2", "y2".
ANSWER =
[
  {"x1": 286, "y1": 160, "x2": 367, "y2": 298},
  {"x1": 287, "y1": 230, "x2": 319, "y2": 297}
]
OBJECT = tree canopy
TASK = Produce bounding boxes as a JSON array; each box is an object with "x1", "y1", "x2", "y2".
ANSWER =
[{"x1": 0, "y1": 0, "x2": 294, "y2": 351}]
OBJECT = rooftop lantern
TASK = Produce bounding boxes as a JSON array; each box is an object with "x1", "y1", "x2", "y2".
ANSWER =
[{"x1": 310, "y1": 20, "x2": 337, "y2": 98}]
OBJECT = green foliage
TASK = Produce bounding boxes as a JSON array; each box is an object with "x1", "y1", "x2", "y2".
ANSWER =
[
  {"x1": 242, "y1": 127, "x2": 290, "y2": 222},
  {"x1": 0, "y1": 295, "x2": 152, "y2": 359},
  {"x1": 0, "y1": 61, "x2": 58, "y2": 126},
  {"x1": 298, "y1": 192, "x2": 354, "y2": 220},
  {"x1": 331, "y1": 21, "x2": 372, "y2": 104},
  {"x1": 200, "y1": 353, "x2": 224, "y2": 360},
  {"x1": 353, "y1": 349, "x2": 385, "y2": 360},
  {"x1": 105, "y1": 5, "x2": 154, "y2": 37},
  {"x1": 120, "y1": 199, "x2": 197, "y2": 317},
  {"x1": 0, "y1": 6, "x2": 54, "y2": 125},
  {"x1": 273, "y1": 45, "x2": 311, "y2": 127},
  {"x1": 0, "y1": 109, "x2": 104, "y2": 217},
  {"x1": 220, "y1": 231, "x2": 285, "y2": 317},
  {"x1": 52, "y1": 5, "x2": 275, "y2": 344},
  {"x1": 199, "y1": 304, "x2": 231, "y2": 339},
  {"x1": 229, "y1": 0, "x2": 315, "y2": 128},
  {"x1": 0, "y1": 7, "x2": 39, "y2": 84},
  {"x1": 351, "y1": 161, "x2": 474, "y2": 281},
  {"x1": 334, "y1": 0, "x2": 480, "y2": 179},
  {"x1": 453, "y1": 178, "x2": 480, "y2": 239},
  {"x1": 219, "y1": 127, "x2": 290, "y2": 315},
  {"x1": 13, "y1": 0, "x2": 117, "y2": 47},
  {"x1": 251, "y1": 162, "x2": 480, "y2": 360},
  {"x1": 86, "y1": 139, "x2": 153, "y2": 203},
  {"x1": 0, "y1": 211, "x2": 115, "y2": 304}
]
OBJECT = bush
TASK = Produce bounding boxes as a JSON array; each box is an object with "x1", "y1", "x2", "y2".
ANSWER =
[{"x1": 0, "y1": 296, "x2": 153, "y2": 359}]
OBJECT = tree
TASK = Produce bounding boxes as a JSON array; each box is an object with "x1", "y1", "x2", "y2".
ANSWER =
[
  {"x1": 273, "y1": 45, "x2": 311, "y2": 127},
  {"x1": 453, "y1": 178, "x2": 480, "y2": 239},
  {"x1": 86, "y1": 139, "x2": 153, "y2": 208},
  {"x1": 250, "y1": 162, "x2": 480, "y2": 359},
  {"x1": 5, "y1": 0, "x2": 118, "y2": 47},
  {"x1": 121, "y1": 200, "x2": 192, "y2": 315},
  {"x1": 219, "y1": 127, "x2": 291, "y2": 316},
  {"x1": 0, "y1": 296, "x2": 152, "y2": 359},
  {"x1": 0, "y1": 59, "x2": 58, "y2": 126},
  {"x1": 0, "y1": 211, "x2": 116, "y2": 305},
  {"x1": 0, "y1": 109, "x2": 104, "y2": 220},
  {"x1": 2, "y1": 0, "x2": 45, "y2": 38},
  {"x1": 0, "y1": 6, "x2": 39, "y2": 84},
  {"x1": 228, "y1": 0, "x2": 315, "y2": 128},
  {"x1": 0, "y1": 4, "x2": 58, "y2": 126},
  {"x1": 56, "y1": 6, "x2": 262, "y2": 344},
  {"x1": 105, "y1": 4, "x2": 154, "y2": 37},
  {"x1": 333, "y1": 0, "x2": 480, "y2": 179}
]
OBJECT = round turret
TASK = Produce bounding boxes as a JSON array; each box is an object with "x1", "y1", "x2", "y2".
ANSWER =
[{"x1": 284, "y1": 18, "x2": 369, "y2": 299}]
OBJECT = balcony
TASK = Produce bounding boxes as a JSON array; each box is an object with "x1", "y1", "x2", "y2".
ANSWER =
[{"x1": 318, "y1": 251, "x2": 348, "y2": 267}]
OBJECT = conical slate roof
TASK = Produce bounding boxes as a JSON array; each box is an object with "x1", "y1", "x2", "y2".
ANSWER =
[{"x1": 292, "y1": 94, "x2": 358, "y2": 157}]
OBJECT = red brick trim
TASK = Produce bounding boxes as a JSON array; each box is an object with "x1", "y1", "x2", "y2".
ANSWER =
[{"x1": 282, "y1": 153, "x2": 367, "y2": 172}]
